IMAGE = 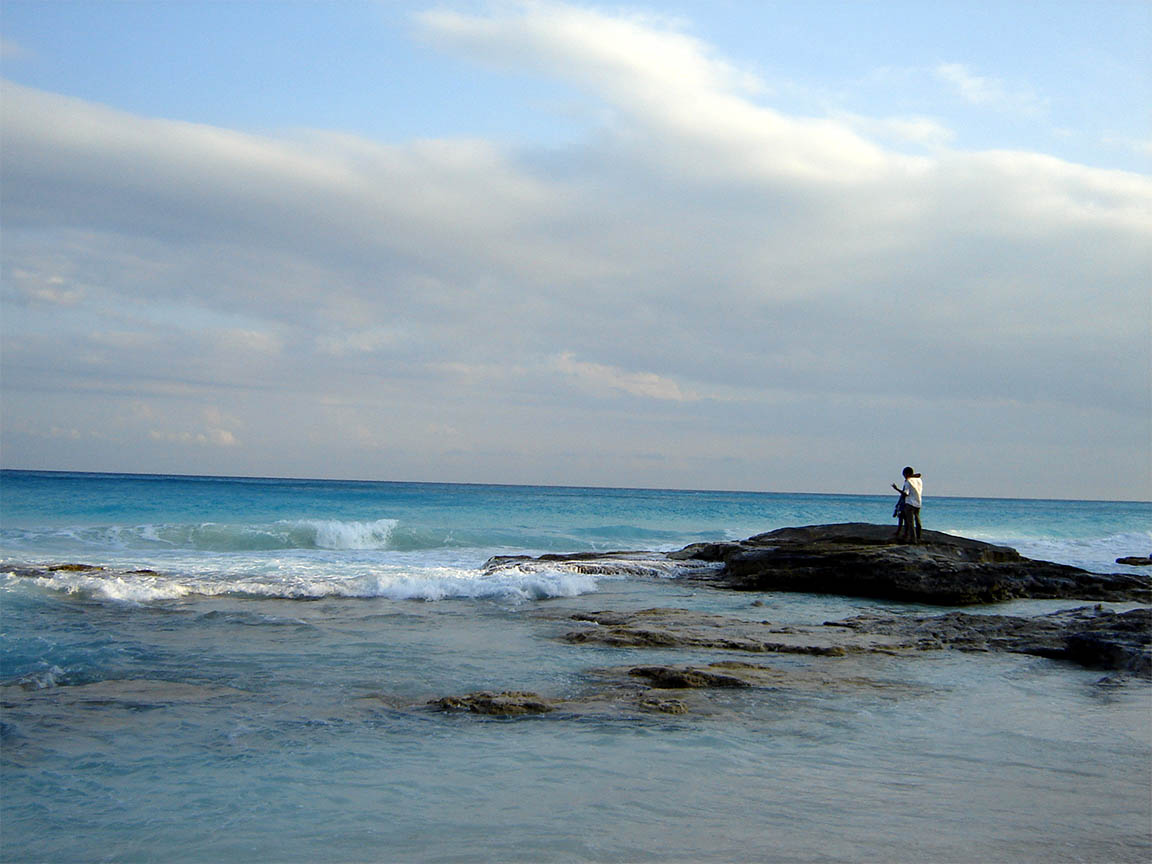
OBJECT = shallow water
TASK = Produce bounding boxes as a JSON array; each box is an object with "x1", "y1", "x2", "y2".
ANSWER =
[{"x1": 2, "y1": 472, "x2": 1150, "y2": 862}]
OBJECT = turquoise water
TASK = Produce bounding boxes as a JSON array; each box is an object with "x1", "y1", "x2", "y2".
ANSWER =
[{"x1": 2, "y1": 471, "x2": 1150, "y2": 862}]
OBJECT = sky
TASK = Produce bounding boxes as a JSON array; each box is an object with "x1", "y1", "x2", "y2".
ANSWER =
[{"x1": 1, "y1": 0, "x2": 1150, "y2": 500}]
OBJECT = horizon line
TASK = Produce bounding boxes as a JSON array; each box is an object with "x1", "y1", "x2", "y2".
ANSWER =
[{"x1": 2, "y1": 466, "x2": 1149, "y2": 506}]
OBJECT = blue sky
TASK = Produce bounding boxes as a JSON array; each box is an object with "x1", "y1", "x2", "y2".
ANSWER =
[
  {"x1": 1, "y1": 1, "x2": 1150, "y2": 498},
  {"x1": 5, "y1": 1, "x2": 1149, "y2": 166}
]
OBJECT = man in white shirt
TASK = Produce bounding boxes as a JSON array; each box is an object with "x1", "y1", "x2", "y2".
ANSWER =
[{"x1": 892, "y1": 467, "x2": 923, "y2": 542}]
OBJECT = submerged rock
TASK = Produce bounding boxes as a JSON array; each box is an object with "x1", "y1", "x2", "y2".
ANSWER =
[
  {"x1": 1117, "y1": 556, "x2": 1152, "y2": 566},
  {"x1": 429, "y1": 691, "x2": 555, "y2": 716},
  {"x1": 835, "y1": 606, "x2": 1152, "y2": 678},
  {"x1": 628, "y1": 666, "x2": 751, "y2": 689},
  {"x1": 564, "y1": 608, "x2": 866, "y2": 655},
  {"x1": 560, "y1": 605, "x2": 1151, "y2": 679},
  {"x1": 427, "y1": 605, "x2": 1149, "y2": 724}
]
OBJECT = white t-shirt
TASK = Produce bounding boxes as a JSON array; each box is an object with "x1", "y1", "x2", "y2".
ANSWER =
[{"x1": 902, "y1": 476, "x2": 923, "y2": 508}]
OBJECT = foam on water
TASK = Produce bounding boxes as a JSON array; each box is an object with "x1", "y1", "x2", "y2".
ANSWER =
[
  {"x1": 291, "y1": 518, "x2": 399, "y2": 549},
  {"x1": 3, "y1": 548, "x2": 720, "y2": 605},
  {"x1": 2, "y1": 561, "x2": 600, "y2": 604},
  {"x1": 943, "y1": 528, "x2": 1152, "y2": 573}
]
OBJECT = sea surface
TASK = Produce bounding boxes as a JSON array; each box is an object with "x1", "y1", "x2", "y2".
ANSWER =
[{"x1": 2, "y1": 470, "x2": 1150, "y2": 863}]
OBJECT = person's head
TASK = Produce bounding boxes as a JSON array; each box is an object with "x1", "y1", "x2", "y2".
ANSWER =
[{"x1": 902, "y1": 466, "x2": 915, "y2": 478}]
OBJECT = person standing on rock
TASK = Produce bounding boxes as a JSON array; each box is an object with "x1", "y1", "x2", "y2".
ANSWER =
[
  {"x1": 892, "y1": 467, "x2": 923, "y2": 542},
  {"x1": 891, "y1": 483, "x2": 908, "y2": 538}
]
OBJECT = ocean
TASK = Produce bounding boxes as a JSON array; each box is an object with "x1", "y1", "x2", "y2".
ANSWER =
[{"x1": 2, "y1": 469, "x2": 1149, "y2": 863}]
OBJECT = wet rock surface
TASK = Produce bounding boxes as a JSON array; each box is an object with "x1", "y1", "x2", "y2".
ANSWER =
[
  {"x1": 562, "y1": 605, "x2": 1151, "y2": 678},
  {"x1": 628, "y1": 665, "x2": 751, "y2": 689},
  {"x1": 427, "y1": 658, "x2": 923, "y2": 721},
  {"x1": 836, "y1": 605, "x2": 1152, "y2": 677},
  {"x1": 484, "y1": 523, "x2": 1151, "y2": 605},
  {"x1": 671, "y1": 523, "x2": 1152, "y2": 605},
  {"x1": 429, "y1": 691, "x2": 556, "y2": 716},
  {"x1": 429, "y1": 604, "x2": 1148, "y2": 720},
  {"x1": 563, "y1": 608, "x2": 881, "y2": 656}
]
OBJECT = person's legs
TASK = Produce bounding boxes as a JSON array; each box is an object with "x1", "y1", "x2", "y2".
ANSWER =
[{"x1": 908, "y1": 506, "x2": 922, "y2": 542}]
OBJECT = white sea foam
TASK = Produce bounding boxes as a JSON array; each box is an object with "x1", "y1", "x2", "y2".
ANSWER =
[
  {"x1": 2, "y1": 545, "x2": 724, "y2": 606},
  {"x1": 287, "y1": 518, "x2": 399, "y2": 550},
  {"x1": 16, "y1": 664, "x2": 65, "y2": 690},
  {"x1": 942, "y1": 529, "x2": 1152, "y2": 572},
  {"x1": 3, "y1": 561, "x2": 603, "y2": 605}
]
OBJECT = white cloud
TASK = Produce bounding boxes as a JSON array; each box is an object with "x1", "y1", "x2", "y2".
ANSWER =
[
  {"x1": 150, "y1": 428, "x2": 239, "y2": 448},
  {"x1": 551, "y1": 352, "x2": 695, "y2": 402},
  {"x1": 934, "y1": 62, "x2": 1045, "y2": 115},
  {"x1": 834, "y1": 112, "x2": 956, "y2": 149},
  {"x1": 422, "y1": 1, "x2": 889, "y2": 182},
  {"x1": 4, "y1": 267, "x2": 86, "y2": 306}
]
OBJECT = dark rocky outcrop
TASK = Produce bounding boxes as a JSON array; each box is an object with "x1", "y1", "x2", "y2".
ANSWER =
[
  {"x1": 1117, "y1": 556, "x2": 1152, "y2": 566},
  {"x1": 485, "y1": 524, "x2": 1150, "y2": 606},
  {"x1": 670, "y1": 523, "x2": 1151, "y2": 605}
]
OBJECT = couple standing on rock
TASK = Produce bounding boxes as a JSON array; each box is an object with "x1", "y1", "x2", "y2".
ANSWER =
[{"x1": 892, "y1": 467, "x2": 923, "y2": 542}]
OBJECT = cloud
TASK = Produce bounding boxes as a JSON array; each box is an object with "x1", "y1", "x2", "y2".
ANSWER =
[
  {"x1": 1101, "y1": 134, "x2": 1152, "y2": 161},
  {"x1": 834, "y1": 112, "x2": 956, "y2": 150},
  {"x1": 215, "y1": 329, "x2": 284, "y2": 356},
  {"x1": 551, "y1": 352, "x2": 695, "y2": 402},
  {"x1": 147, "y1": 406, "x2": 242, "y2": 448},
  {"x1": 934, "y1": 62, "x2": 1045, "y2": 115},
  {"x1": 1, "y1": 1, "x2": 1149, "y2": 497},
  {"x1": 4, "y1": 268, "x2": 86, "y2": 306},
  {"x1": 421, "y1": 1, "x2": 889, "y2": 181},
  {"x1": 150, "y1": 428, "x2": 239, "y2": 448}
]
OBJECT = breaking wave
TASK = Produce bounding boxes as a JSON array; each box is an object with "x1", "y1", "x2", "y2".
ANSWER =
[
  {"x1": 1, "y1": 560, "x2": 706, "y2": 606},
  {"x1": 2, "y1": 518, "x2": 406, "y2": 553},
  {"x1": 0, "y1": 517, "x2": 703, "y2": 556}
]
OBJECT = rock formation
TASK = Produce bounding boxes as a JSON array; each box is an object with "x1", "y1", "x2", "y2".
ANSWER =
[
  {"x1": 484, "y1": 523, "x2": 1151, "y2": 605},
  {"x1": 429, "y1": 691, "x2": 555, "y2": 716},
  {"x1": 673, "y1": 523, "x2": 1151, "y2": 604}
]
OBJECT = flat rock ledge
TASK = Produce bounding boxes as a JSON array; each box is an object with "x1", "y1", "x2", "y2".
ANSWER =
[
  {"x1": 562, "y1": 605, "x2": 1151, "y2": 679},
  {"x1": 564, "y1": 608, "x2": 875, "y2": 656},
  {"x1": 427, "y1": 660, "x2": 922, "y2": 720},
  {"x1": 428, "y1": 605, "x2": 1149, "y2": 720}
]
